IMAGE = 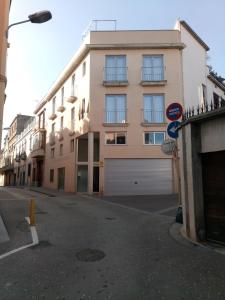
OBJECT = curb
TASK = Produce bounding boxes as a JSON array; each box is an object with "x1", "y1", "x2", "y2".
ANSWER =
[{"x1": 0, "y1": 214, "x2": 9, "y2": 243}]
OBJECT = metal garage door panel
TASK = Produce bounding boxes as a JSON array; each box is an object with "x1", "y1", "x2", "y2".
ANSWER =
[{"x1": 105, "y1": 159, "x2": 172, "y2": 195}]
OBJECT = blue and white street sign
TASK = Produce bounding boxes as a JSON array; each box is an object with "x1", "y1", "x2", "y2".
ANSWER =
[{"x1": 167, "y1": 121, "x2": 181, "y2": 139}]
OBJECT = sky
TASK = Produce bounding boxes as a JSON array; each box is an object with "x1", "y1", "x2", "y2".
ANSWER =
[{"x1": 4, "y1": 0, "x2": 225, "y2": 130}]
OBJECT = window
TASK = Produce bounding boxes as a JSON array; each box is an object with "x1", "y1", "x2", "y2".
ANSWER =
[
  {"x1": 52, "y1": 123, "x2": 55, "y2": 133},
  {"x1": 59, "y1": 144, "x2": 63, "y2": 156},
  {"x1": 70, "y1": 139, "x2": 75, "y2": 152},
  {"x1": 202, "y1": 84, "x2": 207, "y2": 106},
  {"x1": 79, "y1": 99, "x2": 85, "y2": 119},
  {"x1": 105, "y1": 95, "x2": 126, "y2": 123},
  {"x1": 82, "y1": 61, "x2": 86, "y2": 76},
  {"x1": 144, "y1": 132, "x2": 165, "y2": 145},
  {"x1": 61, "y1": 87, "x2": 64, "y2": 106},
  {"x1": 105, "y1": 55, "x2": 126, "y2": 81},
  {"x1": 52, "y1": 97, "x2": 56, "y2": 114},
  {"x1": 50, "y1": 169, "x2": 54, "y2": 182},
  {"x1": 143, "y1": 94, "x2": 164, "y2": 123},
  {"x1": 60, "y1": 117, "x2": 64, "y2": 130},
  {"x1": 213, "y1": 93, "x2": 219, "y2": 109},
  {"x1": 28, "y1": 164, "x2": 31, "y2": 177},
  {"x1": 142, "y1": 55, "x2": 164, "y2": 81},
  {"x1": 105, "y1": 132, "x2": 126, "y2": 145},
  {"x1": 51, "y1": 148, "x2": 55, "y2": 158},
  {"x1": 71, "y1": 74, "x2": 75, "y2": 96}
]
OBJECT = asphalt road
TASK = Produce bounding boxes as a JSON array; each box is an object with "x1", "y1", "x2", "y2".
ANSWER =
[{"x1": 0, "y1": 187, "x2": 225, "y2": 300}]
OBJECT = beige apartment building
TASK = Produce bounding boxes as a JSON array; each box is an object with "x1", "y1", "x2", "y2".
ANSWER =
[
  {"x1": 33, "y1": 22, "x2": 186, "y2": 195},
  {"x1": 0, "y1": 0, "x2": 11, "y2": 148}
]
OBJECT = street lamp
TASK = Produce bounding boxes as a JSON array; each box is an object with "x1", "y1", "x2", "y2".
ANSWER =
[{"x1": 6, "y1": 10, "x2": 52, "y2": 38}]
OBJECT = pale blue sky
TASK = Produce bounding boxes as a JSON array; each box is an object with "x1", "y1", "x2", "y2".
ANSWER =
[{"x1": 4, "y1": 0, "x2": 225, "y2": 128}]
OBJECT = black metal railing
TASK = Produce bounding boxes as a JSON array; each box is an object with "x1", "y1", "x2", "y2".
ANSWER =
[{"x1": 182, "y1": 98, "x2": 225, "y2": 121}]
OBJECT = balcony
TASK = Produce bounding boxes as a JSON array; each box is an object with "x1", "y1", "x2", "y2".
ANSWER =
[
  {"x1": 67, "y1": 86, "x2": 78, "y2": 103},
  {"x1": 57, "y1": 105, "x2": 65, "y2": 113},
  {"x1": 20, "y1": 151, "x2": 27, "y2": 161},
  {"x1": 15, "y1": 154, "x2": 20, "y2": 163},
  {"x1": 48, "y1": 113, "x2": 57, "y2": 120},
  {"x1": 103, "y1": 67, "x2": 128, "y2": 86},
  {"x1": 140, "y1": 67, "x2": 167, "y2": 86},
  {"x1": 0, "y1": 156, "x2": 14, "y2": 171},
  {"x1": 141, "y1": 109, "x2": 166, "y2": 126},
  {"x1": 103, "y1": 110, "x2": 128, "y2": 126},
  {"x1": 31, "y1": 130, "x2": 46, "y2": 158}
]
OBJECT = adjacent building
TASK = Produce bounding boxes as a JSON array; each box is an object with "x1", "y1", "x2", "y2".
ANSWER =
[{"x1": 0, "y1": 0, "x2": 11, "y2": 148}]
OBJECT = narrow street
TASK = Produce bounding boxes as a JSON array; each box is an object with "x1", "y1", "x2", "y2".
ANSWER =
[{"x1": 0, "y1": 187, "x2": 225, "y2": 300}]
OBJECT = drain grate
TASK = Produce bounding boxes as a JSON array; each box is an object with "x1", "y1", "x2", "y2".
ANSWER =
[
  {"x1": 105, "y1": 217, "x2": 116, "y2": 221},
  {"x1": 76, "y1": 249, "x2": 105, "y2": 262},
  {"x1": 35, "y1": 211, "x2": 48, "y2": 215}
]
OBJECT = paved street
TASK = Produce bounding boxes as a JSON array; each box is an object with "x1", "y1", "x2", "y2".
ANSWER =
[{"x1": 0, "y1": 187, "x2": 225, "y2": 300}]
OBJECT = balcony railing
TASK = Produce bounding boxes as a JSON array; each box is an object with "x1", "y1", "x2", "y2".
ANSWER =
[
  {"x1": 141, "y1": 67, "x2": 164, "y2": 81},
  {"x1": 105, "y1": 110, "x2": 127, "y2": 124},
  {"x1": 142, "y1": 110, "x2": 165, "y2": 123},
  {"x1": 104, "y1": 67, "x2": 128, "y2": 82},
  {"x1": 32, "y1": 131, "x2": 46, "y2": 151}
]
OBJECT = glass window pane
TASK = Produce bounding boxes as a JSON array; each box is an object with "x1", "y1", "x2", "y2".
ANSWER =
[
  {"x1": 145, "y1": 132, "x2": 154, "y2": 144},
  {"x1": 116, "y1": 133, "x2": 126, "y2": 144},
  {"x1": 106, "y1": 133, "x2": 115, "y2": 144},
  {"x1": 154, "y1": 132, "x2": 165, "y2": 144}
]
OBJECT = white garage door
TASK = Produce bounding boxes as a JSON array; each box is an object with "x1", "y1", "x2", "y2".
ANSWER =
[{"x1": 104, "y1": 159, "x2": 173, "y2": 195}]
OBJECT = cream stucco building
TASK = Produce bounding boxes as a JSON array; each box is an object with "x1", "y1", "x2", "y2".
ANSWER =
[{"x1": 0, "y1": 0, "x2": 11, "y2": 148}]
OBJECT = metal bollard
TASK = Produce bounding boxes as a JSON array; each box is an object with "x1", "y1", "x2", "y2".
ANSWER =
[{"x1": 29, "y1": 199, "x2": 36, "y2": 226}]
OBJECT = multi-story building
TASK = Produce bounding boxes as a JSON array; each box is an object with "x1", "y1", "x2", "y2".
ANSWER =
[
  {"x1": 33, "y1": 21, "x2": 186, "y2": 195},
  {"x1": 0, "y1": 0, "x2": 11, "y2": 148},
  {"x1": 0, "y1": 114, "x2": 33, "y2": 186}
]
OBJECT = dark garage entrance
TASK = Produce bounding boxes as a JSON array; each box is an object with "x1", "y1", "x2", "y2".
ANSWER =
[{"x1": 202, "y1": 151, "x2": 225, "y2": 243}]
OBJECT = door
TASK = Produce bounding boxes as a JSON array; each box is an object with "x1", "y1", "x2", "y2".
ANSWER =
[
  {"x1": 77, "y1": 165, "x2": 88, "y2": 192},
  {"x1": 37, "y1": 160, "x2": 43, "y2": 187},
  {"x1": 104, "y1": 158, "x2": 172, "y2": 195},
  {"x1": 202, "y1": 151, "x2": 225, "y2": 243},
  {"x1": 58, "y1": 167, "x2": 65, "y2": 190}
]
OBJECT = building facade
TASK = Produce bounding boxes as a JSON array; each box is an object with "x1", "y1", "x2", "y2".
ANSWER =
[{"x1": 0, "y1": 0, "x2": 11, "y2": 148}]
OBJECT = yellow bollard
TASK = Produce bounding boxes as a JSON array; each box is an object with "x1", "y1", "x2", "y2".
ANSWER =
[{"x1": 29, "y1": 199, "x2": 36, "y2": 226}]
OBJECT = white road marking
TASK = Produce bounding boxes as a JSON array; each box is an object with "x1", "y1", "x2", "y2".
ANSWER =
[{"x1": 0, "y1": 217, "x2": 39, "y2": 260}]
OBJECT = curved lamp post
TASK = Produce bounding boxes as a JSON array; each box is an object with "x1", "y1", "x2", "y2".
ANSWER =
[{"x1": 6, "y1": 10, "x2": 52, "y2": 38}]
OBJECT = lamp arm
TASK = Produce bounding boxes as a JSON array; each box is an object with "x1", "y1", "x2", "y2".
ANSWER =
[{"x1": 6, "y1": 19, "x2": 30, "y2": 38}]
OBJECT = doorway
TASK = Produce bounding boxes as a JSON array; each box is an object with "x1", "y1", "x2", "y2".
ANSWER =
[
  {"x1": 58, "y1": 167, "x2": 65, "y2": 190},
  {"x1": 202, "y1": 151, "x2": 225, "y2": 243},
  {"x1": 77, "y1": 165, "x2": 88, "y2": 192}
]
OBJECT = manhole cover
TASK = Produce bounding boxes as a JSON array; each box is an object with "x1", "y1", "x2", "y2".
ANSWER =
[
  {"x1": 76, "y1": 249, "x2": 105, "y2": 262},
  {"x1": 30, "y1": 240, "x2": 52, "y2": 250}
]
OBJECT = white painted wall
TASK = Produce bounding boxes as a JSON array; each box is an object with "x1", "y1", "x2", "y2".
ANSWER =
[
  {"x1": 175, "y1": 21, "x2": 208, "y2": 109},
  {"x1": 206, "y1": 77, "x2": 225, "y2": 104}
]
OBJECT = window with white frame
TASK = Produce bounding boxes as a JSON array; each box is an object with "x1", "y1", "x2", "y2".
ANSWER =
[
  {"x1": 105, "y1": 95, "x2": 126, "y2": 123},
  {"x1": 61, "y1": 87, "x2": 64, "y2": 106},
  {"x1": 144, "y1": 132, "x2": 165, "y2": 145},
  {"x1": 142, "y1": 55, "x2": 164, "y2": 81},
  {"x1": 52, "y1": 97, "x2": 56, "y2": 114},
  {"x1": 105, "y1": 132, "x2": 126, "y2": 145},
  {"x1": 143, "y1": 94, "x2": 164, "y2": 123},
  {"x1": 105, "y1": 55, "x2": 127, "y2": 81},
  {"x1": 71, "y1": 74, "x2": 75, "y2": 96}
]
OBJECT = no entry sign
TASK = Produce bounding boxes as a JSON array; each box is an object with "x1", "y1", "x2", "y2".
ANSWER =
[{"x1": 166, "y1": 103, "x2": 183, "y2": 121}]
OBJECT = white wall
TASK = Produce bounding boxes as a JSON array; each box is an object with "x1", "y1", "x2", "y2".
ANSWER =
[{"x1": 175, "y1": 21, "x2": 208, "y2": 109}]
